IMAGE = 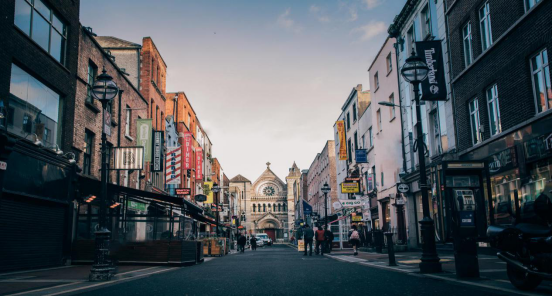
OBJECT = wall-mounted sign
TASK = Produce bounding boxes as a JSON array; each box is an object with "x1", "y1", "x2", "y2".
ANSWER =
[
  {"x1": 183, "y1": 132, "x2": 193, "y2": 170},
  {"x1": 113, "y1": 147, "x2": 144, "y2": 170},
  {"x1": 341, "y1": 182, "x2": 360, "y2": 193},
  {"x1": 136, "y1": 119, "x2": 152, "y2": 162},
  {"x1": 345, "y1": 177, "x2": 361, "y2": 182},
  {"x1": 176, "y1": 188, "x2": 191, "y2": 196},
  {"x1": 166, "y1": 147, "x2": 181, "y2": 185},
  {"x1": 336, "y1": 121, "x2": 347, "y2": 160},
  {"x1": 340, "y1": 199, "x2": 362, "y2": 208},
  {"x1": 103, "y1": 109, "x2": 111, "y2": 136},
  {"x1": 415, "y1": 40, "x2": 447, "y2": 101},
  {"x1": 351, "y1": 213, "x2": 362, "y2": 222},
  {"x1": 194, "y1": 194, "x2": 207, "y2": 202},
  {"x1": 355, "y1": 149, "x2": 368, "y2": 163},
  {"x1": 195, "y1": 147, "x2": 203, "y2": 180},
  {"x1": 152, "y1": 131, "x2": 164, "y2": 172},
  {"x1": 488, "y1": 147, "x2": 517, "y2": 174},
  {"x1": 397, "y1": 183, "x2": 410, "y2": 193}
]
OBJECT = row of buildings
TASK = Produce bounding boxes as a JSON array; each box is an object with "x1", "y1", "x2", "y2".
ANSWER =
[
  {"x1": 299, "y1": 0, "x2": 551, "y2": 249},
  {"x1": 0, "y1": 0, "x2": 235, "y2": 272}
]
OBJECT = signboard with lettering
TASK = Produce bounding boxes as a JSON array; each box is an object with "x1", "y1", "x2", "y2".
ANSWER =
[
  {"x1": 113, "y1": 147, "x2": 144, "y2": 170},
  {"x1": 355, "y1": 149, "x2": 367, "y2": 163},
  {"x1": 340, "y1": 199, "x2": 362, "y2": 208},
  {"x1": 194, "y1": 194, "x2": 207, "y2": 202},
  {"x1": 336, "y1": 121, "x2": 347, "y2": 160},
  {"x1": 488, "y1": 147, "x2": 517, "y2": 174},
  {"x1": 152, "y1": 131, "x2": 164, "y2": 172},
  {"x1": 195, "y1": 147, "x2": 203, "y2": 180},
  {"x1": 341, "y1": 182, "x2": 360, "y2": 193},
  {"x1": 415, "y1": 40, "x2": 447, "y2": 101},
  {"x1": 136, "y1": 119, "x2": 152, "y2": 162},
  {"x1": 176, "y1": 188, "x2": 191, "y2": 196},
  {"x1": 183, "y1": 132, "x2": 193, "y2": 170}
]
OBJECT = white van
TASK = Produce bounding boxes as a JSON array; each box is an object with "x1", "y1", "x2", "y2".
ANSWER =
[{"x1": 255, "y1": 233, "x2": 272, "y2": 246}]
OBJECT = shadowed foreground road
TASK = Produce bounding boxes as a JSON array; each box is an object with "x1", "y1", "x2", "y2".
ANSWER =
[{"x1": 79, "y1": 245, "x2": 508, "y2": 296}]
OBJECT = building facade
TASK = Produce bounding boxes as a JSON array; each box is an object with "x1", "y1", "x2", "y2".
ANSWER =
[{"x1": 307, "y1": 141, "x2": 338, "y2": 220}]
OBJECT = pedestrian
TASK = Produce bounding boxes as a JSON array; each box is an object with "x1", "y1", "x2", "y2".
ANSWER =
[
  {"x1": 250, "y1": 236, "x2": 257, "y2": 251},
  {"x1": 238, "y1": 233, "x2": 247, "y2": 253},
  {"x1": 358, "y1": 223, "x2": 366, "y2": 247},
  {"x1": 324, "y1": 228, "x2": 334, "y2": 254},
  {"x1": 303, "y1": 224, "x2": 314, "y2": 256},
  {"x1": 315, "y1": 226, "x2": 326, "y2": 255},
  {"x1": 349, "y1": 224, "x2": 361, "y2": 256}
]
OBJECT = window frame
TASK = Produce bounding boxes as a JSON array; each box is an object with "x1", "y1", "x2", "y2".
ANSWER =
[
  {"x1": 374, "y1": 72, "x2": 379, "y2": 90},
  {"x1": 462, "y1": 22, "x2": 473, "y2": 67},
  {"x1": 368, "y1": 127, "x2": 373, "y2": 147},
  {"x1": 486, "y1": 84, "x2": 501, "y2": 136},
  {"x1": 86, "y1": 61, "x2": 97, "y2": 104},
  {"x1": 389, "y1": 93, "x2": 396, "y2": 120},
  {"x1": 479, "y1": 1, "x2": 493, "y2": 52},
  {"x1": 346, "y1": 112, "x2": 351, "y2": 130},
  {"x1": 421, "y1": 3, "x2": 432, "y2": 39},
  {"x1": 524, "y1": 0, "x2": 542, "y2": 12},
  {"x1": 83, "y1": 130, "x2": 94, "y2": 175},
  {"x1": 469, "y1": 98, "x2": 481, "y2": 145},
  {"x1": 125, "y1": 105, "x2": 131, "y2": 137},
  {"x1": 530, "y1": 48, "x2": 551, "y2": 113},
  {"x1": 386, "y1": 52, "x2": 393, "y2": 74},
  {"x1": 352, "y1": 103, "x2": 357, "y2": 122}
]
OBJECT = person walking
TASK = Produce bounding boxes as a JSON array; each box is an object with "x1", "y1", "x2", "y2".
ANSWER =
[
  {"x1": 315, "y1": 226, "x2": 326, "y2": 255},
  {"x1": 324, "y1": 228, "x2": 334, "y2": 254},
  {"x1": 349, "y1": 224, "x2": 361, "y2": 256},
  {"x1": 238, "y1": 233, "x2": 247, "y2": 253},
  {"x1": 250, "y1": 236, "x2": 257, "y2": 251},
  {"x1": 358, "y1": 223, "x2": 367, "y2": 247},
  {"x1": 303, "y1": 224, "x2": 314, "y2": 256}
]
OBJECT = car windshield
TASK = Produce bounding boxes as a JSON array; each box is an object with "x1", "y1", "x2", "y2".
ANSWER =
[{"x1": 258, "y1": 235, "x2": 268, "y2": 239}]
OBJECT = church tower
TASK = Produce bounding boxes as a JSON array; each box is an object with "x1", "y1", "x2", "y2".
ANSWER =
[{"x1": 286, "y1": 162, "x2": 301, "y2": 239}]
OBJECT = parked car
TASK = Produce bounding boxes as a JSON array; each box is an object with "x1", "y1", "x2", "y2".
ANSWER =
[
  {"x1": 255, "y1": 237, "x2": 264, "y2": 247},
  {"x1": 255, "y1": 233, "x2": 272, "y2": 246}
]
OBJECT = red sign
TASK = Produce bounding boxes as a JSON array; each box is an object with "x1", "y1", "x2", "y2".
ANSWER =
[
  {"x1": 176, "y1": 188, "x2": 191, "y2": 196},
  {"x1": 183, "y1": 132, "x2": 193, "y2": 170},
  {"x1": 195, "y1": 147, "x2": 203, "y2": 180}
]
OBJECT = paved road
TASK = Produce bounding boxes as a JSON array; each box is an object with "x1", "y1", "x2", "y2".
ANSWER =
[{"x1": 78, "y1": 245, "x2": 510, "y2": 296}]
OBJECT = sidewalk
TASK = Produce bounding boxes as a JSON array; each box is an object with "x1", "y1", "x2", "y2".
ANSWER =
[
  {"x1": 0, "y1": 265, "x2": 178, "y2": 296},
  {"x1": 325, "y1": 249, "x2": 552, "y2": 296}
]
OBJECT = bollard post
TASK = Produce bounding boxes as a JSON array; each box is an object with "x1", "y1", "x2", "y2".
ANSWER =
[{"x1": 385, "y1": 232, "x2": 397, "y2": 266}]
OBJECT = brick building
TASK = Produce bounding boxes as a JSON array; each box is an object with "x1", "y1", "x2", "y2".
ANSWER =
[
  {"x1": 307, "y1": 140, "x2": 338, "y2": 218},
  {"x1": 447, "y1": 0, "x2": 551, "y2": 226},
  {"x1": 0, "y1": 0, "x2": 81, "y2": 272}
]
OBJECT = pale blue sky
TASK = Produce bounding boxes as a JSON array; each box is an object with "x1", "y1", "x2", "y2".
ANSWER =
[{"x1": 81, "y1": 0, "x2": 407, "y2": 181}]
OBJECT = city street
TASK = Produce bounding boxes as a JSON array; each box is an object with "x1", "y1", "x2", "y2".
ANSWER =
[{"x1": 3, "y1": 245, "x2": 545, "y2": 296}]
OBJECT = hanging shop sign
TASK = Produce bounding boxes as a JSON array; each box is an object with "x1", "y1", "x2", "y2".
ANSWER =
[
  {"x1": 341, "y1": 182, "x2": 360, "y2": 193},
  {"x1": 166, "y1": 147, "x2": 181, "y2": 185},
  {"x1": 183, "y1": 132, "x2": 193, "y2": 170},
  {"x1": 176, "y1": 188, "x2": 191, "y2": 196},
  {"x1": 355, "y1": 149, "x2": 368, "y2": 163},
  {"x1": 204, "y1": 181, "x2": 213, "y2": 204},
  {"x1": 196, "y1": 147, "x2": 203, "y2": 180},
  {"x1": 351, "y1": 213, "x2": 362, "y2": 222},
  {"x1": 136, "y1": 119, "x2": 152, "y2": 162},
  {"x1": 336, "y1": 120, "x2": 347, "y2": 160},
  {"x1": 303, "y1": 200, "x2": 313, "y2": 216},
  {"x1": 113, "y1": 147, "x2": 144, "y2": 170},
  {"x1": 340, "y1": 199, "x2": 362, "y2": 208},
  {"x1": 127, "y1": 201, "x2": 147, "y2": 212},
  {"x1": 397, "y1": 183, "x2": 410, "y2": 193},
  {"x1": 195, "y1": 194, "x2": 207, "y2": 202},
  {"x1": 415, "y1": 40, "x2": 447, "y2": 101},
  {"x1": 152, "y1": 131, "x2": 164, "y2": 172},
  {"x1": 103, "y1": 109, "x2": 111, "y2": 136}
]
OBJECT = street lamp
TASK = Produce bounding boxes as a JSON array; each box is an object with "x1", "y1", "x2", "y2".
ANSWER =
[
  {"x1": 399, "y1": 51, "x2": 441, "y2": 273},
  {"x1": 89, "y1": 67, "x2": 119, "y2": 281},
  {"x1": 321, "y1": 182, "x2": 331, "y2": 230},
  {"x1": 212, "y1": 183, "x2": 221, "y2": 237}
]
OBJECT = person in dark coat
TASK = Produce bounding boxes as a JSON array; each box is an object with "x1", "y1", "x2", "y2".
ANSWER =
[
  {"x1": 237, "y1": 234, "x2": 247, "y2": 253},
  {"x1": 303, "y1": 224, "x2": 314, "y2": 256},
  {"x1": 250, "y1": 236, "x2": 257, "y2": 250},
  {"x1": 324, "y1": 228, "x2": 335, "y2": 253}
]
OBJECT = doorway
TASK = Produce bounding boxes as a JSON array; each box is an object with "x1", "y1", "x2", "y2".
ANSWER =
[{"x1": 265, "y1": 228, "x2": 276, "y2": 241}]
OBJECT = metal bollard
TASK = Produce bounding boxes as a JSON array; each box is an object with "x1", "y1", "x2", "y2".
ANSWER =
[{"x1": 385, "y1": 232, "x2": 397, "y2": 266}]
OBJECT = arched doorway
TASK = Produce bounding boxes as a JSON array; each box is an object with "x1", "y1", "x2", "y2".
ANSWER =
[{"x1": 259, "y1": 220, "x2": 279, "y2": 241}]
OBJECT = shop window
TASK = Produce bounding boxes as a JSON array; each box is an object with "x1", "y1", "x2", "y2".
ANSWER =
[
  {"x1": 9, "y1": 64, "x2": 63, "y2": 147},
  {"x1": 14, "y1": 0, "x2": 67, "y2": 64},
  {"x1": 491, "y1": 171, "x2": 519, "y2": 226},
  {"x1": 486, "y1": 84, "x2": 501, "y2": 136},
  {"x1": 530, "y1": 49, "x2": 551, "y2": 113}
]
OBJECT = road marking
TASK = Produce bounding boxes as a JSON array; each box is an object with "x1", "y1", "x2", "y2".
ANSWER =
[{"x1": 10, "y1": 281, "x2": 86, "y2": 296}]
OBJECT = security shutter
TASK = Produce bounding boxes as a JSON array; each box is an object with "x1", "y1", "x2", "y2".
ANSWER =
[{"x1": 0, "y1": 194, "x2": 67, "y2": 272}]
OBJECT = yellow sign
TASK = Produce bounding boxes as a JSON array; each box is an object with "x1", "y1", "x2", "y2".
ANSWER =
[
  {"x1": 297, "y1": 240, "x2": 305, "y2": 252},
  {"x1": 352, "y1": 213, "x2": 362, "y2": 222},
  {"x1": 203, "y1": 181, "x2": 214, "y2": 204},
  {"x1": 336, "y1": 121, "x2": 347, "y2": 160},
  {"x1": 341, "y1": 182, "x2": 360, "y2": 193}
]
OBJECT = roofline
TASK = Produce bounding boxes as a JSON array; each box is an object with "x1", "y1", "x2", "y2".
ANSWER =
[
  {"x1": 143, "y1": 37, "x2": 168, "y2": 68},
  {"x1": 340, "y1": 87, "x2": 359, "y2": 111},
  {"x1": 368, "y1": 36, "x2": 393, "y2": 71},
  {"x1": 166, "y1": 91, "x2": 200, "y2": 119}
]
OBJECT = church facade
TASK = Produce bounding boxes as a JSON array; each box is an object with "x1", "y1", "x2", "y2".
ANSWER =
[{"x1": 230, "y1": 162, "x2": 301, "y2": 242}]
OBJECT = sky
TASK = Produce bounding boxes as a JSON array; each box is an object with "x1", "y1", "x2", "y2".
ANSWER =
[{"x1": 81, "y1": 0, "x2": 407, "y2": 181}]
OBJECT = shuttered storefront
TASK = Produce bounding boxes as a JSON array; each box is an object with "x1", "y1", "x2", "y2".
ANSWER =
[{"x1": 0, "y1": 194, "x2": 68, "y2": 272}]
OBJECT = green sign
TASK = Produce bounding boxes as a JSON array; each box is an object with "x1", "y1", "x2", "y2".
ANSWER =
[
  {"x1": 127, "y1": 201, "x2": 146, "y2": 212},
  {"x1": 137, "y1": 119, "x2": 153, "y2": 162}
]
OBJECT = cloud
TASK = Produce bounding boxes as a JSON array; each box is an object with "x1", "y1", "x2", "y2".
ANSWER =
[
  {"x1": 362, "y1": 0, "x2": 381, "y2": 10},
  {"x1": 347, "y1": 7, "x2": 358, "y2": 21},
  {"x1": 277, "y1": 8, "x2": 302, "y2": 32},
  {"x1": 351, "y1": 21, "x2": 387, "y2": 41},
  {"x1": 309, "y1": 4, "x2": 330, "y2": 23}
]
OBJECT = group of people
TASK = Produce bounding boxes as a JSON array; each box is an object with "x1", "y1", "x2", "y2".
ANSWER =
[
  {"x1": 298, "y1": 223, "x2": 365, "y2": 256},
  {"x1": 236, "y1": 233, "x2": 259, "y2": 253}
]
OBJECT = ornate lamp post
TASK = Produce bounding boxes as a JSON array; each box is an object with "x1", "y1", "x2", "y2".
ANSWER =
[
  {"x1": 321, "y1": 182, "x2": 331, "y2": 230},
  {"x1": 400, "y1": 51, "x2": 441, "y2": 273},
  {"x1": 212, "y1": 183, "x2": 221, "y2": 237},
  {"x1": 89, "y1": 67, "x2": 119, "y2": 281}
]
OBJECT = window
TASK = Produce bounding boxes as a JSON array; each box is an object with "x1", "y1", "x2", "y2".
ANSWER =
[
  {"x1": 486, "y1": 84, "x2": 501, "y2": 136},
  {"x1": 8, "y1": 64, "x2": 63, "y2": 147},
  {"x1": 389, "y1": 93, "x2": 396, "y2": 119},
  {"x1": 347, "y1": 138, "x2": 352, "y2": 163},
  {"x1": 432, "y1": 112, "x2": 441, "y2": 154},
  {"x1": 346, "y1": 112, "x2": 351, "y2": 130},
  {"x1": 352, "y1": 103, "x2": 357, "y2": 122},
  {"x1": 354, "y1": 131, "x2": 358, "y2": 150},
  {"x1": 469, "y1": 99, "x2": 481, "y2": 144},
  {"x1": 83, "y1": 130, "x2": 94, "y2": 175},
  {"x1": 377, "y1": 109, "x2": 382, "y2": 132},
  {"x1": 187, "y1": 113, "x2": 191, "y2": 128},
  {"x1": 86, "y1": 62, "x2": 97, "y2": 104},
  {"x1": 263, "y1": 204, "x2": 266, "y2": 212},
  {"x1": 14, "y1": 0, "x2": 67, "y2": 64},
  {"x1": 463, "y1": 22, "x2": 473, "y2": 67},
  {"x1": 253, "y1": 204, "x2": 256, "y2": 212},
  {"x1": 381, "y1": 172, "x2": 384, "y2": 188},
  {"x1": 374, "y1": 72, "x2": 379, "y2": 90},
  {"x1": 361, "y1": 135, "x2": 365, "y2": 149},
  {"x1": 525, "y1": 0, "x2": 542, "y2": 11},
  {"x1": 479, "y1": 2, "x2": 493, "y2": 51},
  {"x1": 125, "y1": 105, "x2": 131, "y2": 137},
  {"x1": 386, "y1": 53, "x2": 393, "y2": 73},
  {"x1": 421, "y1": 3, "x2": 432, "y2": 38},
  {"x1": 531, "y1": 49, "x2": 551, "y2": 113},
  {"x1": 368, "y1": 127, "x2": 373, "y2": 147}
]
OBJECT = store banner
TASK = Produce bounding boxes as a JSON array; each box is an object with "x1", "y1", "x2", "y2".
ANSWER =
[
  {"x1": 152, "y1": 131, "x2": 164, "y2": 172},
  {"x1": 113, "y1": 147, "x2": 144, "y2": 170},
  {"x1": 341, "y1": 182, "x2": 360, "y2": 193},
  {"x1": 183, "y1": 132, "x2": 193, "y2": 170},
  {"x1": 196, "y1": 147, "x2": 203, "y2": 180},
  {"x1": 416, "y1": 40, "x2": 447, "y2": 101},
  {"x1": 336, "y1": 121, "x2": 347, "y2": 160},
  {"x1": 165, "y1": 146, "x2": 181, "y2": 185},
  {"x1": 204, "y1": 181, "x2": 213, "y2": 204},
  {"x1": 137, "y1": 119, "x2": 153, "y2": 162}
]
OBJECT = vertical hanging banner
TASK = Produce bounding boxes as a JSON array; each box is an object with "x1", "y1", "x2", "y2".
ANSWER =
[
  {"x1": 415, "y1": 40, "x2": 447, "y2": 101},
  {"x1": 203, "y1": 181, "x2": 213, "y2": 204},
  {"x1": 195, "y1": 147, "x2": 203, "y2": 181},
  {"x1": 183, "y1": 132, "x2": 193, "y2": 169},
  {"x1": 152, "y1": 131, "x2": 164, "y2": 172},
  {"x1": 137, "y1": 119, "x2": 153, "y2": 162},
  {"x1": 336, "y1": 121, "x2": 347, "y2": 160},
  {"x1": 166, "y1": 147, "x2": 181, "y2": 185}
]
